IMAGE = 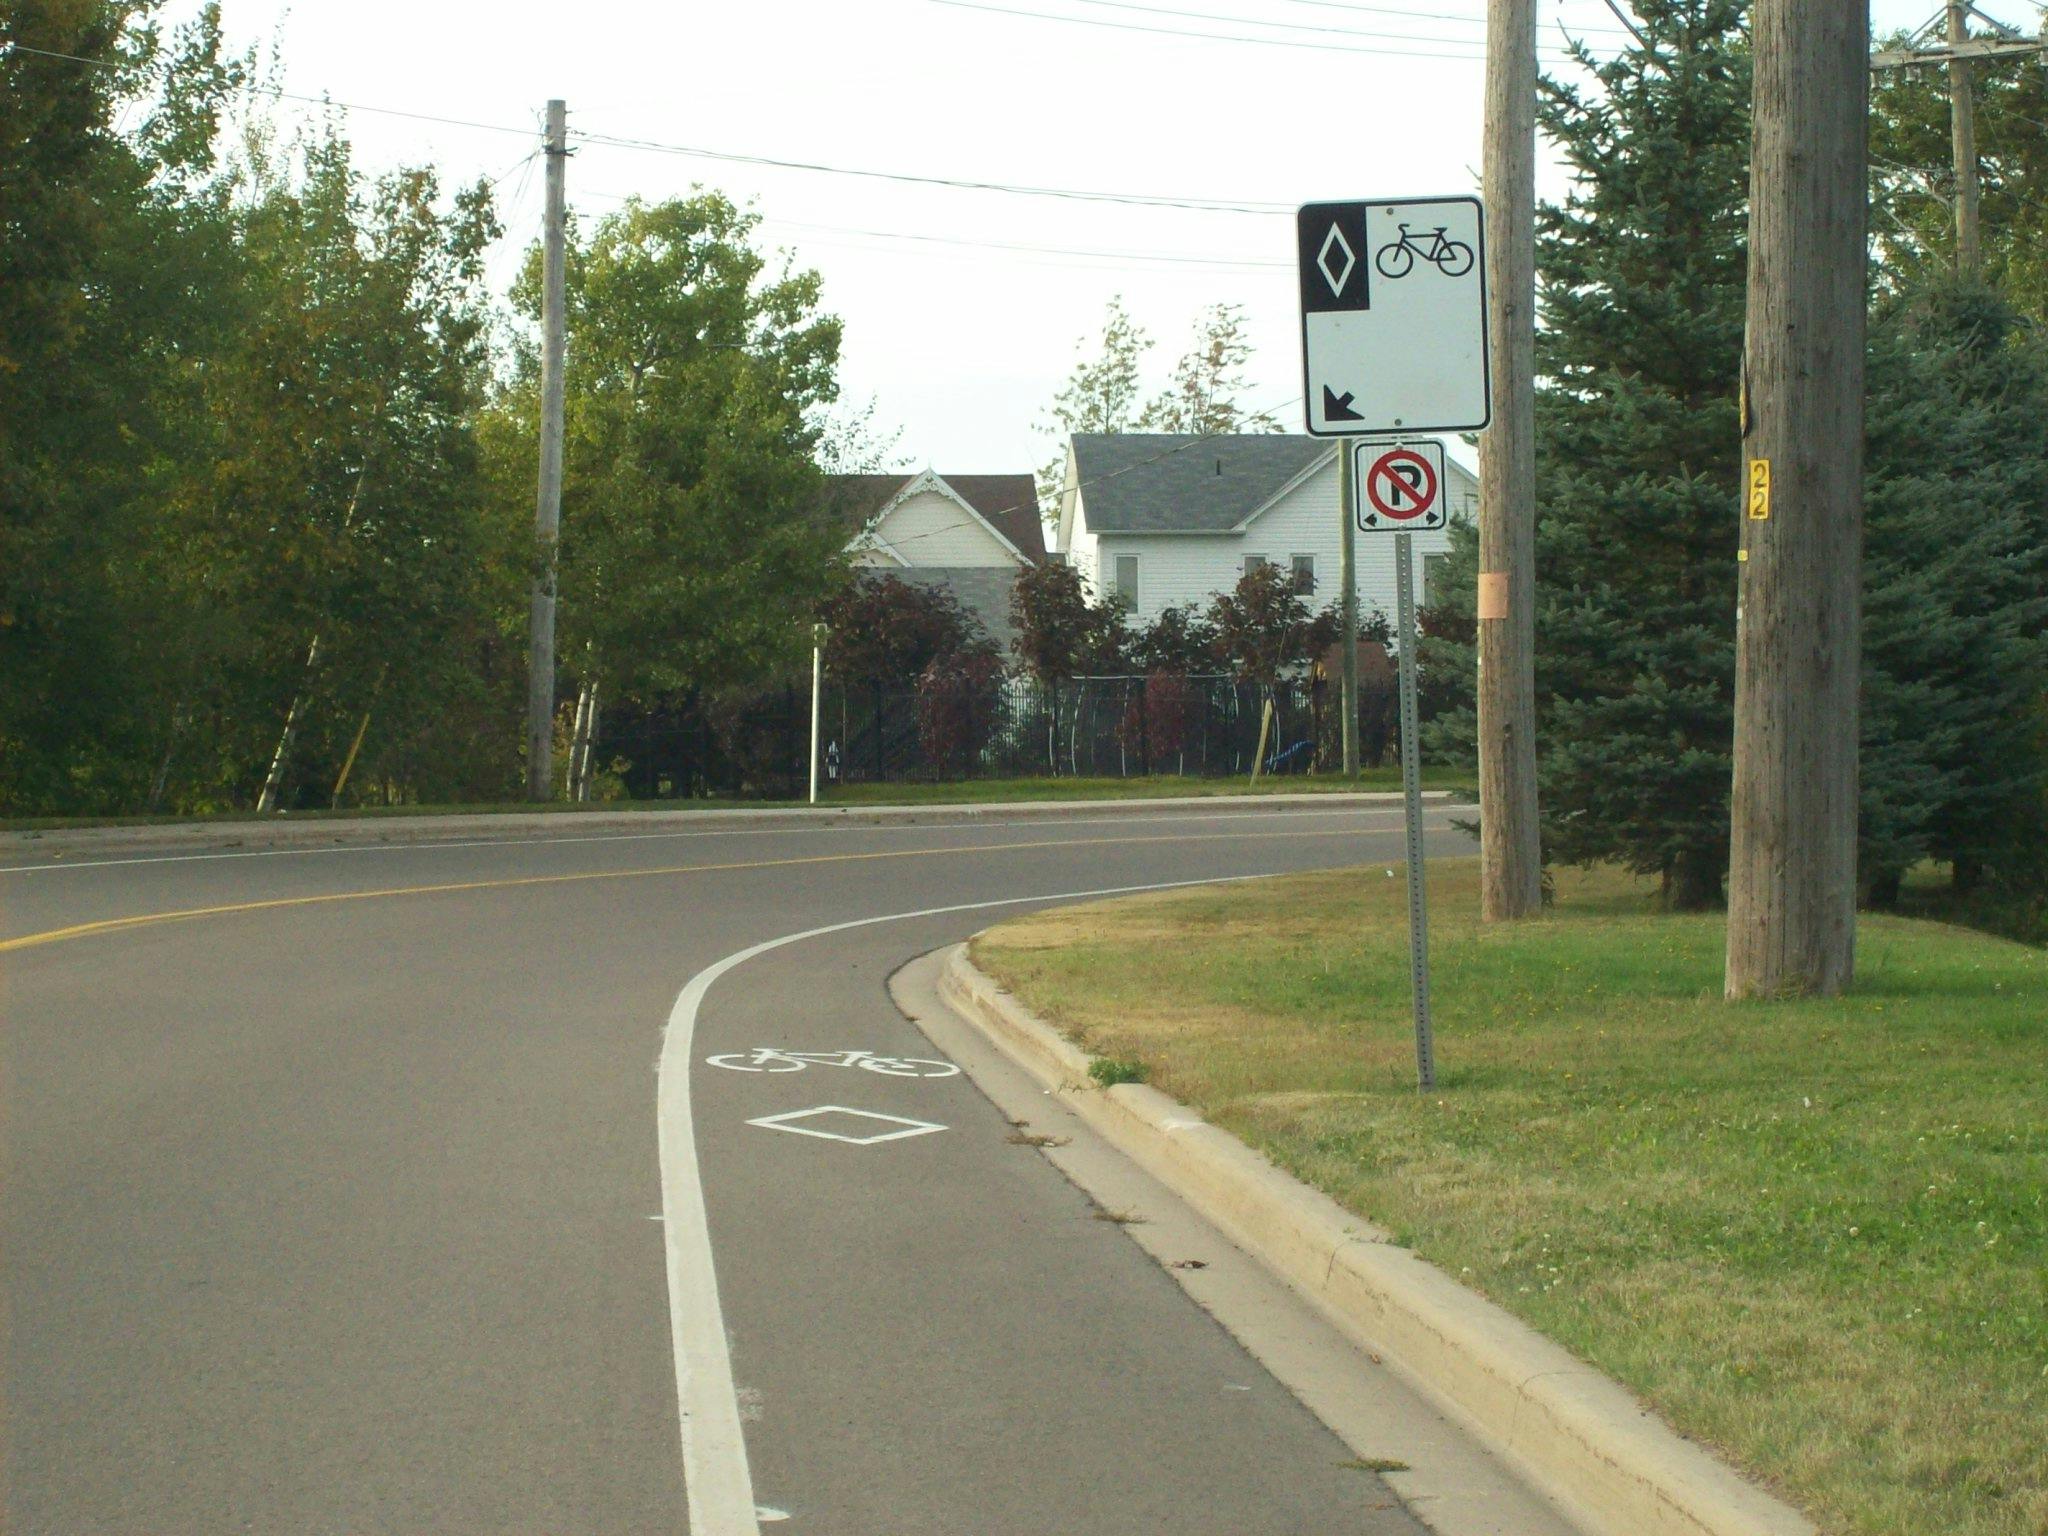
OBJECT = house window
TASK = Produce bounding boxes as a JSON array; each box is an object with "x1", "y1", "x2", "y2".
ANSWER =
[
  {"x1": 1244, "y1": 554, "x2": 1268, "y2": 579},
  {"x1": 1113, "y1": 553, "x2": 1139, "y2": 613},
  {"x1": 1290, "y1": 554, "x2": 1316, "y2": 595},
  {"x1": 1423, "y1": 553, "x2": 1451, "y2": 608}
]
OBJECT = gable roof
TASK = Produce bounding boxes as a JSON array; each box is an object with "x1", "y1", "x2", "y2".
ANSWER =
[
  {"x1": 822, "y1": 472, "x2": 1045, "y2": 564},
  {"x1": 1070, "y1": 434, "x2": 1334, "y2": 534}
]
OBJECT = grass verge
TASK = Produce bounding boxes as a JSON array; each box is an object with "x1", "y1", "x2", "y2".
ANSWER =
[
  {"x1": 971, "y1": 860, "x2": 2047, "y2": 1536},
  {"x1": 0, "y1": 770, "x2": 1469, "y2": 833}
]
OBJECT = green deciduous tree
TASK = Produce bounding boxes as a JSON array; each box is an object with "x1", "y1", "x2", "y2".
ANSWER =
[
  {"x1": 1140, "y1": 303, "x2": 1282, "y2": 434},
  {"x1": 0, "y1": 1, "x2": 244, "y2": 812},
  {"x1": 502, "y1": 194, "x2": 845, "y2": 712}
]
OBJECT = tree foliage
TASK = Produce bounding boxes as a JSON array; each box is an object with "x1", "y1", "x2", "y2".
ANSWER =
[
  {"x1": 1861, "y1": 284, "x2": 2048, "y2": 905},
  {"x1": 1206, "y1": 562, "x2": 1335, "y2": 690},
  {"x1": 1869, "y1": 30, "x2": 2048, "y2": 316},
  {"x1": 1422, "y1": 4, "x2": 2048, "y2": 920},
  {"x1": 1140, "y1": 304, "x2": 1281, "y2": 434},
  {"x1": 1527, "y1": 3, "x2": 1751, "y2": 909},
  {"x1": 1037, "y1": 296, "x2": 1283, "y2": 507},
  {"x1": 499, "y1": 194, "x2": 845, "y2": 708},
  {"x1": 820, "y1": 573, "x2": 990, "y2": 685},
  {"x1": 0, "y1": 10, "x2": 851, "y2": 814},
  {"x1": 1009, "y1": 561, "x2": 1127, "y2": 682}
]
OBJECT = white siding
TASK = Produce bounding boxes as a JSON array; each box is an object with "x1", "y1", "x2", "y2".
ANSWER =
[
  {"x1": 1090, "y1": 454, "x2": 1471, "y2": 629},
  {"x1": 1065, "y1": 485, "x2": 1101, "y2": 594},
  {"x1": 857, "y1": 486, "x2": 1021, "y2": 569}
]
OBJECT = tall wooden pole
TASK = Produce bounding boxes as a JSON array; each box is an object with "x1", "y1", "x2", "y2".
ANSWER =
[
  {"x1": 1726, "y1": 2, "x2": 1867, "y2": 999},
  {"x1": 526, "y1": 99, "x2": 568, "y2": 801},
  {"x1": 1478, "y1": 0, "x2": 1542, "y2": 920},
  {"x1": 1948, "y1": 2, "x2": 1981, "y2": 274},
  {"x1": 1339, "y1": 446, "x2": 1359, "y2": 775}
]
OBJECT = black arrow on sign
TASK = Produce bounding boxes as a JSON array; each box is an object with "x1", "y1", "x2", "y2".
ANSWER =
[{"x1": 1323, "y1": 386, "x2": 1363, "y2": 422}]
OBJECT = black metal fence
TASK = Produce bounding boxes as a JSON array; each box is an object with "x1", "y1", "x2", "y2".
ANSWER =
[{"x1": 593, "y1": 672, "x2": 1405, "y2": 799}]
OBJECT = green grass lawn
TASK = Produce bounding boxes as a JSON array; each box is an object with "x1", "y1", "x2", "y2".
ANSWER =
[
  {"x1": 972, "y1": 861, "x2": 2048, "y2": 1536},
  {"x1": 0, "y1": 770, "x2": 1466, "y2": 833}
]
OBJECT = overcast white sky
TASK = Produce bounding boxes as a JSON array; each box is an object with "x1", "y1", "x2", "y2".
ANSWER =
[{"x1": 181, "y1": 0, "x2": 1969, "y2": 473}]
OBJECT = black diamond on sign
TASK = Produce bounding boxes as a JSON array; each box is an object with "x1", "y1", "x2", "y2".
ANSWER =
[{"x1": 1298, "y1": 205, "x2": 1372, "y2": 313}]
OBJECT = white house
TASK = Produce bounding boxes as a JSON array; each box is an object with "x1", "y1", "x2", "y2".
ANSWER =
[
  {"x1": 831, "y1": 469, "x2": 1044, "y2": 649},
  {"x1": 1054, "y1": 434, "x2": 1473, "y2": 627}
]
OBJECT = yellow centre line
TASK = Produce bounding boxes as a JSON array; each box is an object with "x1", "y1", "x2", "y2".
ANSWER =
[{"x1": 0, "y1": 826, "x2": 1375, "y2": 955}]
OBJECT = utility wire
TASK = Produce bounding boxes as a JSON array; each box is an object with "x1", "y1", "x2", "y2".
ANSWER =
[
  {"x1": 1062, "y1": 0, "x2": 1527, "y2": 45},
  {"x1": 924, "y1": 0, "x2": 1586, "y2": 57},
  {"x1": 5, "y1": 42, "x2": 539, "y2": 139},
  {"x1": 568, "y1": 187, "x2": 1293, "y2": 270},
  {"x1": 569, "y1": 128, "x2": 1297, "y2": 215},
  {"x1": 1270, "y1": 0, "x2": 1631, "y2": 31}
]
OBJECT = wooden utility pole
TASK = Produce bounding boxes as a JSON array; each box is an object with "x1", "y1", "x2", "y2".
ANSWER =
[
  {"x1": 525, "y1": 98, "x2": 568, "y2": 801},
  {"x1": 1339, "y1": 446, "x2": 1359, "y2": 775},
  {"x1": 1871, "y1": 6, "x2": 2046, "y2": 272},
  {"x1": 1726, "y1": 2, "x2": 1867, "y2": 999},
  {"x1": 1948, "y1": 1, "x2": 1981, "y2": 272},
  {"x1": 1477, "y1": 0, "x2": 1542, "y2": 920}
]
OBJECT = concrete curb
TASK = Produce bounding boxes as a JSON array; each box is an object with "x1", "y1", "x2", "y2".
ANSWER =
[
  {"x1": 0, "y1": 791, "x2": 1451, "y2": 861},
  {"x1": 939, "y1": 944, "x2": 1813, "y2": 1536}
]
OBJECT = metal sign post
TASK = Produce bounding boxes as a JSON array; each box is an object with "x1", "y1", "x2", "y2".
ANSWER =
[
  {"x1": 1393, "y1": 531, "x2": 1436, "y2": 1090},
  {"x1": 1299, "y1": 195, "x2": 1481, "y2": 1090}
]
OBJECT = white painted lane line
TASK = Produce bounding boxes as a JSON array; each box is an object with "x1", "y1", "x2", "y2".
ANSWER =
[
  {"x1": 0, "y1": 803, "x2": 1444, "y2": 875},
  {"x1": 657, "y1": 871, "x2": 1259, "y2": 1536}
]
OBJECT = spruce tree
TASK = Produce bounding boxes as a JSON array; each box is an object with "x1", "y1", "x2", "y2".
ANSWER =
[
  {"x1": 1861, "y1": 284, "x2": 2048, "y2": 906},
  {"x1": 1529, "y1": 2, "x2": 1752, "y2": 909}
]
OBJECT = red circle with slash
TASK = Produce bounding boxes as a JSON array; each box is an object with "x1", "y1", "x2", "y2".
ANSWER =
[{"x1": 1366, "y1": 449, "x2": 1438, "y2": 521}]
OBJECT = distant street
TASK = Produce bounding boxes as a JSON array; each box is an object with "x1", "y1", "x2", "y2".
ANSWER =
[{"x1": 2, "y1": 801, "x2": 1491, "y2": 1534}]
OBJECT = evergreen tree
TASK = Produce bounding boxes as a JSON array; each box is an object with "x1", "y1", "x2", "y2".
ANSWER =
[
  {"x1": 1529, "y1": 2, "x2": 1752, "y2": 908},
  {"x1": 1861, "y1": 283, "x2": 2048, "y2": 905},
  {"x1": 1869, "y1": 34, "x2": 2048, "y2": 316}
]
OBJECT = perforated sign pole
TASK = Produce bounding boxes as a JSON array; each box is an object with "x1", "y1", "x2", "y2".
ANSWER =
[{"x1": 1394, "y1": 532, "x2": 1436, "y2": 1090}]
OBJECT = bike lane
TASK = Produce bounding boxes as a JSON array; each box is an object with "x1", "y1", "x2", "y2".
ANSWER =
[{"x1": 685, "y1": 912, "x2": 1429, "y2": 1536}]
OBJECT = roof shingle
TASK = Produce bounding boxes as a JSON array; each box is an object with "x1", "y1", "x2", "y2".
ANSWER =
[
  {"x1": 1069, "y1": 434, "x2": 1333, "y2": 534},
  {"x1": 821, "y1": 472, "x2": 1045, "y2": 563}
]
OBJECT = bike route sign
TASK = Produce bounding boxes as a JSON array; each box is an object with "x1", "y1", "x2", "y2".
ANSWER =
[
  {"x1": 1349, "y1": 438, "x2": 1448, "y2": 532},
  {"x1": 1297, "y1": 196, "x2": 1490, "y2": 437}
]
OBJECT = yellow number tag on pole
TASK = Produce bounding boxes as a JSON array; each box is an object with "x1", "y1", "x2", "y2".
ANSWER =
[{"x1": 1747, "y1": 459, "x2": 1771, "y2": 520}]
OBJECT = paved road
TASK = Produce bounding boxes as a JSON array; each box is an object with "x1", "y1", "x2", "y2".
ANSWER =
[{"x1": 4, "y1": 801, "x2": 1480, "y2": 1534}]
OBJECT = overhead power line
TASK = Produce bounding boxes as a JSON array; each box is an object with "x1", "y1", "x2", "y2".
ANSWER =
[
  {"x1": 570, "y1": 128, "x2": 1297, "y2": 215},
  {"x1": 5, "y1": 42, "x2": 540, "y2": 139},
  {"x1": 12, "y1": 41, "x2": 1302, "y2": 219},
  {"x1": 1063, "y1": 0, "x2": 1513, "y2": 44},
  {"x1": 1270, "y1": 0, "x2": 1631, "y2": 30},
  {"x1": 924, "y1": 0, "x2": 1587, "y2": 58}
]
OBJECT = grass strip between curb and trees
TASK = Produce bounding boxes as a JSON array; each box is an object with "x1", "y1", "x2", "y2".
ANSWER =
[
  {"x1": 0, "y1": 770, "x2": 1469, "y2": 834},
  {"x1": 970, "y1": 860, "x2": 2047, "y2": 1536}
]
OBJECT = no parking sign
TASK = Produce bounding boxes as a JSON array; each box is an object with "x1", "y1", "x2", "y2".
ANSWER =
[{"x1": 1349, "y1": 439, "x2": 1447, "y2": 533}]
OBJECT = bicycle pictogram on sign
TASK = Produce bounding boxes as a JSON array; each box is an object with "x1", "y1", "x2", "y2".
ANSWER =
[{"x1": 1374, "y1": 224, "x2": 1476, "y2": 280}]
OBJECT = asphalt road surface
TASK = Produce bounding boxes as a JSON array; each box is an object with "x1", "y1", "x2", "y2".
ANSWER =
[{"x1": 3, "y1": 800, "x2": 1491, "y2": 1535}]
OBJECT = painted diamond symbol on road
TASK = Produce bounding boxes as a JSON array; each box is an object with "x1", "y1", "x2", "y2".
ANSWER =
[
  {"x1": 1316, "y1": 223, "x2": 1356, "y2": 298},
  {"x1": 746, "y1": 1105, "x2": 947, "y2": 1146}
]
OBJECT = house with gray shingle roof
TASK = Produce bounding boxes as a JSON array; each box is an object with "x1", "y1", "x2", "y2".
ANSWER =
[
  {"x1": 1054, "y1": 433, "x2": 1473, "y2": 628},
  {"x1": 825, "y1": 470, "x2": 1043, "y2": 652}
]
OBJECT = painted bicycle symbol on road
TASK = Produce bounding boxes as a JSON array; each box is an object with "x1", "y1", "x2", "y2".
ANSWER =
[
  {"x1": 705, "y1": 1047, "x2": 960, "y2": 1079},
  {"x1": 1375, "y1": 223, "x2": 1476, "y2": 280}
]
